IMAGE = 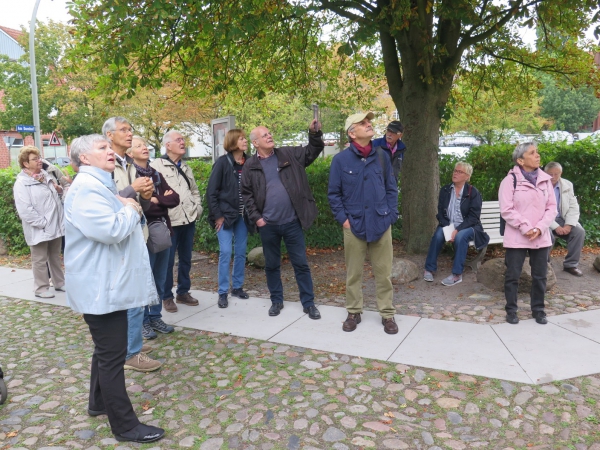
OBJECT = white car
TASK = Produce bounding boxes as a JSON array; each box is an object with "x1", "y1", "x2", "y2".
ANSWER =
[{"x1": 539, "y1": 131, "x2": 574, "y2": 145}]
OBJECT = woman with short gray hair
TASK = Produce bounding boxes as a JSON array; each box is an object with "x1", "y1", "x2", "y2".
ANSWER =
[
  {"x1": 63, "y1": 134, "x2": 165, "y2": 444},
  {"x1": 424, "y1": 161, "x2": 489, "y2": 285},
  {"x1": 499, "y1": 142, "x2": 556, "y2": 325}
]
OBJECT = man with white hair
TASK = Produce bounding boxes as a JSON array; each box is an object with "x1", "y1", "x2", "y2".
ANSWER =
[
  {"x1": 151, "y1": 131, "x2": 203, "y2": 312},
  {"x1": 544, "y1": 162, "x2": 586, "y2": 276},
  {"x1": 102, "y1": 119, "x2": 162, "y2": 373}
]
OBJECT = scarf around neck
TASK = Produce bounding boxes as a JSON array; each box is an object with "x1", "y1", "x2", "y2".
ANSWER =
[
  {"x1": 133, "y1": 161, "x2": 155, "y2": 178},
  {"x1": 353, "y1": 141, "x2": 372, "y2": 158},
  {"x1": 23, "y1": 168, "x2": 46, "y2": 184},
  {"x1": 519, "y1": 167, "x2": 538, "y2": 186}
]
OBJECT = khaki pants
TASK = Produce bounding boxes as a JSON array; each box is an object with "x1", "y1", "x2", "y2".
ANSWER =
[
  {"x1": 30, "y1": 237, "x2": 65, "y2": 294},
  {"x1": 343, "y1": 226, "x2": 395, "y2": 318}
]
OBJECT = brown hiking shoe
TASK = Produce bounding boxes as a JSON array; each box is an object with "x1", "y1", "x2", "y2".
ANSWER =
[
  {"x1": 176, "y1": 292, "x2": 199, "y2": 306},
  {"x1": 163, "y1": 298, "x2": 178, "y2": 313},
  {"x1": 342, "y1": 313, "x2": 361, "y2": 332},
  {"x1": 141, "y1": 344, "x2": 153, "y2": 354},
  {"x1": 124, "y1": 353, "x2": 162, "y2": 372},
  {"x1": 382, "y1": 317, "x2": 399, "y2": 335}
]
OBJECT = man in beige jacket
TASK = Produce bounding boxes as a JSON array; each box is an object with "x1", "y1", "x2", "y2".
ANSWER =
[
  {"x1": 151, "y1": 130, "x2": 203, "y2": 312},
  {"x1": 544, "y1": 162, "x2": 586, "y2": 277}
]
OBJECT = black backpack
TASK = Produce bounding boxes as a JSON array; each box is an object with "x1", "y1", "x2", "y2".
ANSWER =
[{"x1": 499, "y1": 173, "x2": 517, "y2": 236}]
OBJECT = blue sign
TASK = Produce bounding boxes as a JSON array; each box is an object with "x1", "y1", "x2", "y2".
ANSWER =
[{"x1": 16, "y1": 125, "x2": 35, "y2": 132}]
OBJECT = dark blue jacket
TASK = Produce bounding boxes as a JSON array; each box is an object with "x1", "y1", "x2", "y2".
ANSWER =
[
  {"x1": 372, "y1": 137, "x2": 406, "y2": 180},
  {"x1": 436, "y1": 182, "x2": 490, "y2": 250},
  {"x1": 328, "y1": 143, "x2": 399, "y2": 242}
]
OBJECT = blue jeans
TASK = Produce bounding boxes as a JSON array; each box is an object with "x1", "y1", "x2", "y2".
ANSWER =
[
  {"x1": 126, "y1": 306, "x2": 144, "y2": 360},
  {"x1": 217, "y1": 215, "x2": 248, "y2": 295},
  {"x1": 144, "y1": 246, "x2": 170, "y2": 324},
  {"x1": 163, "y1": 221, "x2": 196, "y2": 300},
  {"x1": 425, "y1": 226, "x2": 474, "y2": 275},
  {"x1": 258, "y1": 220, "x2": 314, "y2": 307}
]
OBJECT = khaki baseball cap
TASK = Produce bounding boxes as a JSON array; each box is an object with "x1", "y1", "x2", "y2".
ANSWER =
[{"x1": 344, "y1": 112, "x2": 375, "y2": 132}]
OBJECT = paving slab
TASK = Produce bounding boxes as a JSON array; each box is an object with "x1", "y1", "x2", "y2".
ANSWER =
[
  {"x1": 0, "y1": 267, "x2": 34, "y2": 287},
  {"x1": 548, "y1": 308, "x2": 600, "y2": 344},
  {"x1": 176, "y1": 297, "x2": 306, "y2": 341},
  {"x1": 493, "y1": 319, "x2": 600, "y2": 384},
  {"x1": 268, "y1": 305, "x2": 420, "y2": 360},
  {"x1": 389, "y1": 318, "x2": 533, "y2": 383},
  {"x1": 0, "y1": 281, "x2": 67, "y2": 307}
]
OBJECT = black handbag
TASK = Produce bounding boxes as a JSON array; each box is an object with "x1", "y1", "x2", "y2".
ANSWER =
[{"x1": 147, "y1": 217, "x2": 172, "y2": 253}]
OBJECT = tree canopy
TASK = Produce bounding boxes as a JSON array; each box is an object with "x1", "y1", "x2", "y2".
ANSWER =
[{"x1": 67, "y1": 0, "x2": 600, "y2": 252}]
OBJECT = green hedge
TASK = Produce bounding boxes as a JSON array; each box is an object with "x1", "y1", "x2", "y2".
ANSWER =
[{"x1": 1, "y1": 141, "x2": 598, "y2": 255}]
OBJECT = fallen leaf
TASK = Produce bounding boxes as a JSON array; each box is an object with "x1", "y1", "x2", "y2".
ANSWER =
[
  {"x1": 408, "y1": 285, "x2": 415, "y2": 289},
  {"x1": 381, "y1": 419, "x2": 392, "y2": 424},
  {"x1": 384, "y1": 412, "x2": 395, "y2": 418},
  {"x1": 142, "y1": 401, "x2": 151, "y2": 411},
  {"x1": 6, "y1": 431, "x2": 18, "y2": 438}
]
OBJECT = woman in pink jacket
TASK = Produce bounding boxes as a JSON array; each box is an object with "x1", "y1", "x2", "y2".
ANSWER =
[{"x1": 499, "y1": 142, "x2": 557, "y2": 325}]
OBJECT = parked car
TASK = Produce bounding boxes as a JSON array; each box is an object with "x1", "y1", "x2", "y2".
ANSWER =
[
  {"x1": 538, "y1": 131, "x2": 574, "y2": 145},
  {"x1": 45, "y1": 157, "x2": 71, "y2": 167}
]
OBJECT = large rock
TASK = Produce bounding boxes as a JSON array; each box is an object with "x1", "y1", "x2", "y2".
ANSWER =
[
  {"x1": 248, "y1": 247, "x2": 265, "y2": 268},
  {"x1": 391, "y1": 258, "x2": 419, "y2": 285},
  {"x1": 594, "y1": 256, "x2": 600, "y2": 272},
  {"x1": 477, "y1": 257, "x2": 556, "y2": 292}
]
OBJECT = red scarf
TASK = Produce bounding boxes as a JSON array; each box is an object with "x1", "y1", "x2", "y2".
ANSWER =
[{"x1": 353, "y1": 141, "x2": 372, "y2": 158}]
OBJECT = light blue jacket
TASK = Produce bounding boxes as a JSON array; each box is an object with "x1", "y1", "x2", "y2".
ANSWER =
[{"x1": 63, "y1": 166, "x2": 158, "y2": 315}]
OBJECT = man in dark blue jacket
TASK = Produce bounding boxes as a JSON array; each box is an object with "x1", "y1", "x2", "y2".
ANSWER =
[
  {"x1": 328, "y1": 112, "x2": 399, "y2": 335},
  {"x1": 372, "y1": 120, "x2": 406, "y2": 180}
]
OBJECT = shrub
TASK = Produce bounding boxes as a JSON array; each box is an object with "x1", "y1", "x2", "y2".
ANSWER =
[{"x1": 0, "y1": 168, "x2": 28, "y2": 255}]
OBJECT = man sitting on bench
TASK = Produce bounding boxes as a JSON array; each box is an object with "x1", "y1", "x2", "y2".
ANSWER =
[
  {"x1": 424, "y1": 162, "x2": 490, "y2": 286},
  {"x1": 544, "y1": 162, "x2": 586, "y2": 277}
]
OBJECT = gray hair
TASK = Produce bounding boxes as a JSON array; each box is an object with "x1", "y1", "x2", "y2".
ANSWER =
[
  {"x1": 544, "y1": 161, "x2": 563, "y2": 173},
  {"x1": 162, "y1": 130, "x2": 182, "y2": 147},
  {"x1": 455, "y1": 161, "x2": 473, "y2": 177},
  {"x1": 512, "y1": 142, "x2": 536, "y2": 164},
  {"x1": 70, "y1": 134, "x2": 110, "y2": 167},
  {"x1": 102, "y1": 116, "x2": 130, "y2": 137}
]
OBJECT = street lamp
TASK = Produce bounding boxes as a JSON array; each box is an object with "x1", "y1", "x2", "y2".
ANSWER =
[{"x1": 29, "y1": 0, "x2": 43, "y2": 150}]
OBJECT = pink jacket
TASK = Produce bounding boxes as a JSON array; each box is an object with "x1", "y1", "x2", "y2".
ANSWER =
[{"x1": 499, "y1": 166, "x2": 557, "y2": 249}]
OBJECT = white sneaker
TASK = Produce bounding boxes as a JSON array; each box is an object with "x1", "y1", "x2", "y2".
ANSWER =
[
  {"x1": 35, "y1": 291, "x2": 55, "y2": 298},
  {"x1": 441, "y1": 274, "x2": 462, "y2": 286}
]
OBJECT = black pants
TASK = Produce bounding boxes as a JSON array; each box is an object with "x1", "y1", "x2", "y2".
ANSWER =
[
  {"x1": 504, "y1": 247, "x2": 550, "y2": 314},
  {"x1": 83, "y1": 310, "x2": 140, "y2": 435}
]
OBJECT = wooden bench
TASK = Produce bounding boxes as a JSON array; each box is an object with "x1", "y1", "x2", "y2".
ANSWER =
[{"x1": 465, "y1": 201, "x2": 503, "y2": 272}]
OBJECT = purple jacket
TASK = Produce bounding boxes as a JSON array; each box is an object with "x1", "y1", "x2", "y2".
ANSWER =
[{"x1": 498, "y1": 166, "x2": 556, "y2": 249}]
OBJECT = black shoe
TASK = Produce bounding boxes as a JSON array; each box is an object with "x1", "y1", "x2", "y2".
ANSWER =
[
  {"x1": 231, "y1": 288, "x2": 249, "y2": 299},
  {"x1": 218, "y1": 293, "x2": 228, "y2": 308},
  {"x1": 268, "y1": 303, "x2": 284, "y2": 316},
  {"x1": 115, "y1": 424, "x2": 165, "y2": 443},
  {"x1": 303, "y1": 305, "x2": 321, "y2": 320},
  {"x1": 506, "y1": 313, "x2": 519, "y2": 324},
  {"x1": 533, "y1": 311, "x2": 548, "y2": 325},
  {"x1": 88, "y1": 408, "x2": 106, "y2": 417}
]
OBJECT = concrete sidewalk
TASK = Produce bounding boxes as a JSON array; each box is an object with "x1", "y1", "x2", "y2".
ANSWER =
[{"x1": 2, "y1": 266, "x2": 600, "y2": 385}]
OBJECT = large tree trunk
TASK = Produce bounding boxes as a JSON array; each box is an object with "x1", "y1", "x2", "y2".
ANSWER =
[{"x1": 399, "y1": 86, "x2": 444, "y2": 253}]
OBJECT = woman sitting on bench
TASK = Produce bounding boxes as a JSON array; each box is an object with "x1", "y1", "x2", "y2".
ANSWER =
[{"x1": 424, "y1": 162, "x2": 490, "y2": 286}]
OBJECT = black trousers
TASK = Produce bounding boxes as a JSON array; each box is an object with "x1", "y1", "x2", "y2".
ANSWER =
[
  {"x1": 83, "y1": 310, "x2": 140, "y2": 435},
  {"x1": 504, "y1": 247, "x2": 550, "y2": 314}
]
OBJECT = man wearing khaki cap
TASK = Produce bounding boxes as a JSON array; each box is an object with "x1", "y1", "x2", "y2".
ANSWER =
[{"x1": 327, "y1": 112, "x2": 400, "y2": 334}]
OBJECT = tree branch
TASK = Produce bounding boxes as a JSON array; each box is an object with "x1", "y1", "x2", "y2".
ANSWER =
[{"x1": 379, "y1": 29, "x2": 403, "y2": 105}]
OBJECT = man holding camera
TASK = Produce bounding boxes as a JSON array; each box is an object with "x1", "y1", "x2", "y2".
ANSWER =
[{"x1": 241, "y1": 120, "x2": 323, "y2": 320}]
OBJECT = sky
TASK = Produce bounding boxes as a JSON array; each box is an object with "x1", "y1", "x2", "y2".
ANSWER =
[{"x1": 1, "y1": 0, "x2": 72, "y2": 30}]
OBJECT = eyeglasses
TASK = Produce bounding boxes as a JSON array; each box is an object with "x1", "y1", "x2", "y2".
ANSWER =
[
  {"x1": 28, "y1": 156, "x2": 41, "y2": 162},
  {"x1": 116, "y1": 127, "x2": 133, "y2": 134},
  {"x1": 453, "y1": 169, "x2": 467, "y2": 175},
  {"x1": 169, "y1": 137, "x2": 185, "y2": 143}
]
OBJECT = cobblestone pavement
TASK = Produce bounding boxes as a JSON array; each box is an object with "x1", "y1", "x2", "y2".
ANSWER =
[{"x1": 2, "y1": 297, "x2": 600, "y2": 450}]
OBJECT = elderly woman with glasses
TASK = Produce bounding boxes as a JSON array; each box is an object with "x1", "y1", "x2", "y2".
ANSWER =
[
  {"x1": 424, "y1": 162, "x2": 490, "y2": 286},
  {"x1": 499, "y1": 142, "x2": 556, "y2": 325},
  {"x1": 63, "y1": 134, "x2": 164, "y2": 444},
  {"x1": 13, "y1": 146, "x2": 65, "y2": 298}
]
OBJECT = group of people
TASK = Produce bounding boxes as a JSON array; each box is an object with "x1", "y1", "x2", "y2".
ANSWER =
[
  {"x1": 423, "y1": 142, "x2": 586, "y2": 325},
  {"x1": 11, "y1": 109, "x2": 588, "y2": 444}
]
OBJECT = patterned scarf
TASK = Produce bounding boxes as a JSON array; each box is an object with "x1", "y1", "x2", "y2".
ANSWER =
[
  {"x1": 23, "y1": 168, "x2": 46, "y2": 184},
  {"x1": 133, "y1": 161, "x2": 155, "y2": 177}
]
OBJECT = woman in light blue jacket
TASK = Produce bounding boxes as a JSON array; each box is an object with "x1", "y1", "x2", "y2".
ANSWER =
[{"x1": 63, "y1": 134, "x2": 164, "y2": 444}]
